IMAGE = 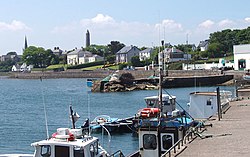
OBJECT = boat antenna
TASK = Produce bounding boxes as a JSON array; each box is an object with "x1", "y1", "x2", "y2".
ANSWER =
[
  {"x1": 87, "y1": 88, "x2": 91, "y2": 136},
  {"x1": 158, "y1": 41, "x2": 164, "y2": 118},
  {"x1": 40, "y1": 77, "x2": 49, "y2": 139}
]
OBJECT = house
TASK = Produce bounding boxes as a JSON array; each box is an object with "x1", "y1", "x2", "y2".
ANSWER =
[
  {"x1": 139, "y1": 48, "x2": 153, "y2": 61},
  {"x1": 11, "y1": 63, "x2": 33, "y2": 72},
  {"x1": 198, "y1": 40, "x2": 209, "y2": 51},
  {"x1": 1, "y1": 54, "x2": 21, "y2": 62},
  {"x1": 233, "y1": 44, "x2": 250, "y2": 70},
  {"x1": 11, "y1": 64, "x2": 21, "y2": 72},
  {"x1": 161, "y1": 47, "x2": 191, "y2": 63},
  {"x1": 52, "y1": 47, "x2": 63, "y2": 56},
  {"x1": 67, "y1": 48, "x2": 103, "y2": 65},
  {"x1": 116, "y1": 45, "x2": 140, "y2": 63}
]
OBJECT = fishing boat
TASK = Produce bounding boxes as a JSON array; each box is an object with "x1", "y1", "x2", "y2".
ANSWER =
[
  {"x1": 124, "y1": 48, "x2": 197, "y2": 157},
  {"x1": 0, "y1": 106, "x2": 112, "y2": 157},
  {"x1": 89, "y1": 115, "x2": 134, "y2": 133}
]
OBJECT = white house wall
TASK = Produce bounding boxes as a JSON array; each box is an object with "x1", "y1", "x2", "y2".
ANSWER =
[{"x1": 188, "y1": 94, "x2": 217, "y2": 119}]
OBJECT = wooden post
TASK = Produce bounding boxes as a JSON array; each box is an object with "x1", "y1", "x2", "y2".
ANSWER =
[{"x1": 216, "y1": 87, "x2": 221, "y2": 121}]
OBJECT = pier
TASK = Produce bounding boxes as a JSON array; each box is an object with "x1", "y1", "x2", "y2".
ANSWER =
[{"x1": 178, "y1": 98, "x2": 250, "y2": 157}]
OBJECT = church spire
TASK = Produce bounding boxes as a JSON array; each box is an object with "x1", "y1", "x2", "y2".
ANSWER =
[{"x1": 24, "y1": 35, "x2": 28, "y2": 50}]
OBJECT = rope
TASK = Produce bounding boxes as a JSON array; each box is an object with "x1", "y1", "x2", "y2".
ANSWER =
[{"x1": 163, "y1": 89, "x2": 194, "y2": 120}]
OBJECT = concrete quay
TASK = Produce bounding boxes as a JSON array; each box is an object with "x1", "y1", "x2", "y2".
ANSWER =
[{"x1": 179, "y1": 99, "x2": 250, "y2": 157}]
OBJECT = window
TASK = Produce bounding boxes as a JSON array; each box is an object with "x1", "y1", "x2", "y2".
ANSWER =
[
  {"x1": 163, "y1": 101, "x2": 170, "y2": 106},
  {"x1": 41, "y1": 145, "x2": 51, "y2": 157},
  {"x1": 207, "y1": 99, "x2": 212, "y2": 106},
  {"x1": 55, "y1": 146, "x2": 69, "y2": 157},
  {"x1": 74, "y1": 146, "x2": 84, "y2": 157},
  {"x1": 162, "y1": 135, "x2": 173, "y2": 150},
  {"x1": 143, "y1": 134, "x2": 157, "y2": 150},
  {"x1": 89, "y1": 144, "x2": 95, "y2": 157}
]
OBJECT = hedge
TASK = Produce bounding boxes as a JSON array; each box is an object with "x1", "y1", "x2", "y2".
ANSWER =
[{"x1": 67, "y1": 61, "x2": 104, "y2": 69}]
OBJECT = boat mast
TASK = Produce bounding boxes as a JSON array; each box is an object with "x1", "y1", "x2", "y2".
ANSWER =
[
  {"x1": 158, "y1": 40, "x2": 165, "y2": 117},
  {"x1": 70, "y1": 105, "x2": 76, "y2": 129}
]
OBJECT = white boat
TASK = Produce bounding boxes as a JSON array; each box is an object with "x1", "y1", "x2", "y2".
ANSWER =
[
  {"x1": 0, "y1": 107, "x2": 111, "y2": 157},
  {"x1": 31, "y1": 127, "x2": 108, "y2": 157}
]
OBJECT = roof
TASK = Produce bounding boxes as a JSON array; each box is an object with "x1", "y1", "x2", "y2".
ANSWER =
[
  {"x1": 164, "y1": 47, "x2": 183, "y2": 54},
  {"x1": 116, "y1": 45, "x2": 139, "y2": 54},
  {"x1": 140, "y1": 48, "x2": 153, "y2": 54},
  {"x1": 190, "y1": 91, "x2": 217, "y2": 96},
  {"x1": 199, "y1": 40, "x2": 209, "y2": 47},
  {"x1": 68, "y1": 49, "x2": 93, "y2": 57}
]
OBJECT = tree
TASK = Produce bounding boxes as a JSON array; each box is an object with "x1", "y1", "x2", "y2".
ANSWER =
[
  {"x1": 107, "y1": 41, "x2": 125, "y2": 55},
  {"x1": 207, "y1": 43, "x2": 223, "y2": 58},
  {"x1": 22, "y1": 46, "x2": 59, "y2": 68},
  {"x1": 130, "y1": 56, "x2": 142, "y2": 67}
]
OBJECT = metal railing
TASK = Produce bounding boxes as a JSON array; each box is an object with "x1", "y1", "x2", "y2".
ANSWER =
[
  {"x1": 161, "y1": 124, "x2": 205, "y2": 157},
  {"x1": 110, "y1": 150, "x2": 125, "y2": 157}
]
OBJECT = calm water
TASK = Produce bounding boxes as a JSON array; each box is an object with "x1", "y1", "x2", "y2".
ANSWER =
[{"x1": 0, "y1": 77, "x2": 235, "y2": 155}]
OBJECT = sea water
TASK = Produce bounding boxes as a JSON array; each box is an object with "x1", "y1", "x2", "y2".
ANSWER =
[{"x1": 0, "y1": 78, "x2": 235, "y2": 155}]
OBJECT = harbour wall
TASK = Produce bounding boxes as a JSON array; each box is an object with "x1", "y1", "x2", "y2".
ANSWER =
[{"x1": 9, "y1": 69, "x2": 223, "y2": 79}]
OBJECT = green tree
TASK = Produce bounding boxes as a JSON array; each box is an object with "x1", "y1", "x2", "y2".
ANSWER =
[
  {"x1": 22, "y1": 46, "x2": 59, "y2": 68},
  {"x1": 107, "y1": 41, "x2": 125, "y2": 55},
  {"x1": 130, "y1": 56, "x2": 142, "y2": 67},
  {"x1": 207, "y1": 43, "x2": 223, "y2": 58}
]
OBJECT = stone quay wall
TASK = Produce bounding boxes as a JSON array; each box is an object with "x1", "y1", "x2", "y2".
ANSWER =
[{"x1": 9, "y1": 69, "x2": 226, "y2": 79}]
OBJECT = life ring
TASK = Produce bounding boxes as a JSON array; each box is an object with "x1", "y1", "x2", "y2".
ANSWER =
[
  {"x1": 52, "y1": 132, "x2": 75, "y2": 141},
  {"x1": 139, "y1": 108, "x2": 160, "y2": 118}
]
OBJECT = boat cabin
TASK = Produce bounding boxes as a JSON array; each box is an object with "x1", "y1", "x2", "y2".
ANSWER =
[
  {"x1": 31, "y1": 128, "x2": 107, "y2": 157},
  {"x1": 144, "y1": 94, "x2": 176, "y2": 115},
  {"x1": 136, "y1": 120, "x2": 184, "y2": 157}
]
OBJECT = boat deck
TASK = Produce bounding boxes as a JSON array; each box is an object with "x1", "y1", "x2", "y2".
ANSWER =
[{"x1": 179, "y1": 99, "x2": 250, "y2": 157}]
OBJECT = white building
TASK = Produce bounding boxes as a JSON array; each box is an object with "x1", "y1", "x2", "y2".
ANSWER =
[
  {"x1": 11, "y1": 63, "x2": 33, "y2": 72},
  {"x1": 182, "y1": 58, "x2": 234, "y2": 70},
  {"x1": 233, "y1": 44, "x2": 250, "y2": 70},
  {"x1": 188, "y1": 92, "x2": 218, "y2": 119},
  {"x1": 139, "y1": 48, "x2": 153, "y2": 61},
  {"x1": 188, "y1": 91, "x2": 231, "y2": 119},
  {"x1": 67, "y1": 49, "x2": 103, "y2": 65},
  {"x1": 160, "y1": 47, "x2": 191, "y2": 64}
]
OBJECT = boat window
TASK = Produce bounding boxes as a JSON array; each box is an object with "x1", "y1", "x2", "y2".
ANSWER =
[
  {"x1": 162, "y1": 135, "x2": 173, "y2": 150},
  {"x1": 74, "y1": 146, "x2": 85, "y2": 157},
  {"x1": 55, "y1": 145, "x2": 69, "y2": 157},
  {"x1": 94, "y1": 141, "x2": 98, "y2": 155},
  {"x1": 89, "y1": 144, "x2": 95, "y2": 157},
  {"x1": 147, "y1": 100, "x2": 156, "y2": 107},
  {"x1": 207, "y1": 99, "x2": 212, "y2": 106},
  {"x1": 163, "y1": 101, "x2": 170, "y2": 106},
  {"x1": 41, "y1": 145, "x2": 51, "y2": 157},
  {"x1": 143, "y1": 134, "x2": 157, "y2": 150}
]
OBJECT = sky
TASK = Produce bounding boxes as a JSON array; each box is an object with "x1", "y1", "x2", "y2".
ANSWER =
[{"x1": 0, "y1": 0, "x2": 250, "y2": 55}]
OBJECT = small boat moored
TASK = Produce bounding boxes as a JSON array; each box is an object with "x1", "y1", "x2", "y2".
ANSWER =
[{"x1": 89, "y1": 115, "x2": 134, "y2": 133}]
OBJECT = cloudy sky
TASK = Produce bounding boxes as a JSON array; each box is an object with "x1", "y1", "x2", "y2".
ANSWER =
[{"x1": 0, "y1": 0, "x2": 250, "y2": 55}]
